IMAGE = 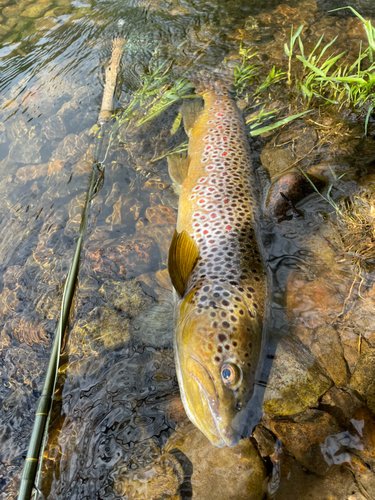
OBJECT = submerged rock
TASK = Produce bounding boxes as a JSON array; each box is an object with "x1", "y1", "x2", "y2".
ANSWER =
[
  {"x1": 140, "y1": 223, "x2": 175, "y2": 266},
  {"x1": 9, "y1": 136, "x2": 43, "y2": 164},
  {"x1": 268, "y1": 449, "x2": 368, "y2": 500},
  {"x1": 266, "y1": 171, "x2": 326, "y2": 217},
  {"x1": 310, "y1": 325, "x2": 349, "y2": 387},
  {"x1": 87, "y1": 236, "x2": 160, "y2": 280},
  {"x1": 270, "y1": 410, "x2": 341, "y2": 475},
  {"x1": 350, "y1": 350, "x2": 375, "y2": 414},
  {"x1": 165, "y1": 421, "x2": 266, "y2": 500},
  {"x1": 287, "y1": 274, "x2": 343, "y2": 329},
  {"x1": 15, "y1": 163, "x2": 48, "y2": 183},
  {"x1": 263, "y1": 336, "x2": 332, "y2": 415},
  {"x1": 145, "y1": 205, "x2": 177, "y2": 225},
  {"x1": 114, "y1": 452, "x2": 184, "y2": 499}
]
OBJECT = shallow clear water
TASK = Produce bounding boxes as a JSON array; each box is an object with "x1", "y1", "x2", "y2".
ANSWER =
[{"x1": 1, "y1": 0, "x2": 375, "y2": 498}]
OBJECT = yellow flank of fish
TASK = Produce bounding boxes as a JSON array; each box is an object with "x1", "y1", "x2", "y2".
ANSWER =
[{"x1": 168, "y1": 83, "x2": 266, "y2": 447}]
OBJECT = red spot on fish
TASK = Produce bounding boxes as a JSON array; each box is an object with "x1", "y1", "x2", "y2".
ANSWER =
[
  {"x1": 190, "y1": 195, "x2": 195, "y2": 200},
  {"x1": 217, "y1": 126, "x2": 223, "y2": 129},
  {"x1": 222, "y1": 137, "x2": 227, "y2": 141},
  {"x1": 226, "y1": 225, "x2": 232, "y2": 230},
  {"x1": 209, "y1": 239, "x2": 215, "y2": 244},
  {"x1": 199, "y1": 199, "x2": 205, "y2": 204},
  {"x1": 216, "y1": 113, "x2": 224, "y2": 117},
  {"x1": 215, "y1": 100, "x2": 221, "y2": 104},
  {"x1": 208, "y1": 187, "x2": 214, "y2": 192},
  {"x1": 223, "y1": 198, "x2": 229, "y2": 204},
  {"x1": 193, "y1": 186, "x2": 201, "y2": 191},
  {"x1": 222, "y1": 172, "x2": 228, "y2": 176},
  {"x1": 210, "y1": 213, "x2": 217, "y2": 219},
  {"x1": 194, "y1": 223, "x2": 200, "y2": 227},
  {"x1": 221, "y1": 151, "x2": 228, "y2": 157},
  {"x1": 198, "y1": 177, "x2": 206, "y2": 183},
  {"x1": 203, "y1": 135, "x2": 210, "y2": 140},
  {"x1": 205, "y1": 145, "x2": 211, "y2": 151},
  {"x1": 207, "y1": 166, "x2": 214, "y2": 170},
  {"x1": 203, "y1": 230, "x2": 209, "y2": 235},
  {"x1": 194, "y1": 212, "x2": 200, "y2": 217}
]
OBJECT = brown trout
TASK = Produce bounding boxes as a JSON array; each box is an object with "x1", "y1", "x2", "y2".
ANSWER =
[{"x1": 167, "y1": 83, "x2": 266, "y2": 447}]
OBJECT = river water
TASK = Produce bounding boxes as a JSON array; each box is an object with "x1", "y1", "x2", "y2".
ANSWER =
[{"x1": 1, "y1": 0, "x2": 375, "y2": 499}]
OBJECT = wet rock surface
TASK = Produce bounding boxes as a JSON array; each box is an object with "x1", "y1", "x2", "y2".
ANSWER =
[
  {"x1": 264, "y1": 336, "x2": 333, "y2": 416},
  {"x1": 165, "y1": 422, "x2": 266, "y2": 500}
]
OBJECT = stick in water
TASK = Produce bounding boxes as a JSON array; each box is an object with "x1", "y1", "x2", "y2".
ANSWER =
[{"x1": 97, "y1": 38, "x2": 125, "y2": 125}]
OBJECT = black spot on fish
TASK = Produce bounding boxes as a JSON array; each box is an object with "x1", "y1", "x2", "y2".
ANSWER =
[{"x1": 218, "y1": 334, "x2": 227, "y2": 342}]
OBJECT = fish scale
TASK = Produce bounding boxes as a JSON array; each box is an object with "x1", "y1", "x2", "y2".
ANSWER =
[{"x1": 170, "y1": 83, "x2": 266, "y2": 447}]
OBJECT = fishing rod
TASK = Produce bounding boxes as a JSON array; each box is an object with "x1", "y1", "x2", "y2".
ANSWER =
[{"x1": 18, "y1": 37, "x2": 125, "y2": 500}]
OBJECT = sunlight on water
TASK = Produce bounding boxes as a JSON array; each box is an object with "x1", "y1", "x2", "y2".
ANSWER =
[{"x1": 1, "y1": 0, "x2": 375, "y2": 498}]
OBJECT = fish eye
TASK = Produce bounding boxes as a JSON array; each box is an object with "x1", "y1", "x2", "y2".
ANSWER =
[{"x1": 221, "y1": 363, "x2": 241, "y2": 388}]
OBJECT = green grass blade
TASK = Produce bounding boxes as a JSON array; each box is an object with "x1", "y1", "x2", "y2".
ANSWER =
[
  {"x1": 250, "y1": 109, "x2": 312, "y2": 136},
  {"x1": 296, "y1": 55, "x2": 327, "y2": 76}
]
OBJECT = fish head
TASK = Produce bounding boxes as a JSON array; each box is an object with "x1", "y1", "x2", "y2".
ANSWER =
[{"x1": 175, "y1": 291, "x2": 263, "y2": 447}]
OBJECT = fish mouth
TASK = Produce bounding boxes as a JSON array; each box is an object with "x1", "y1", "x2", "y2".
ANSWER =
[{"x1": 186, "y1": 356, "x2": 241, "y2": 447}]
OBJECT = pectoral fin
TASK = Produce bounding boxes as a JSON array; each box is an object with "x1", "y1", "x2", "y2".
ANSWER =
[
  {"x1": 168, "y1": 230, "x2": 199, "y2": 297},
  {"x1": 167, "y1": 153, "x2": 189, "y2": 189},
  {"x1": 181, "y1": 98, "x2": 204, "y2": 136}
]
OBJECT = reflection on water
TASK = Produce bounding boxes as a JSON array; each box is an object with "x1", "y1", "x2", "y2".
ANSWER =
[{"x1": 1, "y1": 0, "x2": 375, "y2": 498}]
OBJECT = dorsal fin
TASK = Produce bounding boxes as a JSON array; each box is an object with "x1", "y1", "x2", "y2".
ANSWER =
[
  {"x1": 181, "y1": 99, "x2": 204, "y2": 136},
  {"x1": 168, "y1": 230, "x2": 199, "y2": 297}
]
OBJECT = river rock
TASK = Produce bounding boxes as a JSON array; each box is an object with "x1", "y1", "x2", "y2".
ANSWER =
[
  {"x1": 15, "y1": 163, "x2": 48, "y2": 183},
  {"x1": 155, "y1": 268, "x2": 173, "y2": 291},
  {"x1": 145, "y1": 205, "x2": 177, "y2": 225},
  {"x1": 41, "y1": 114, "x2": 67, "y2": 140},
  {"x1": 51, "y1": 131, "x2": 90, "y2": 163},
  {"x1": 287, "y1": 274, "x2": 343, "y2": 329},
  {"x1": 263, "y1": 335, "x2": 332, "y2": 416},
  {"x1": 3, "y1": 5, "x2": 22, "y2": 17},
  {"x1": 9, "y1": 136, "x2": 43, "y2": 164},
  {"x1": 310, "y1": 325, "x2": 349, "y2": 386},
  {"x1": 270, "y1": 410, "x2": 340, "y2": 475},
  {"x1": 47, "y1": 160, "x2": 65, "y2": 176},
  {"x1": 268, "y1": 449, "x2": 368, "y2": 500},
  {"x1": 0, "y1": 24, "x2": 11, "y2": 36},
  {"x1": 165, "y1": 396, "x2": 188, "y2": 425},
  {"x1": 252, "y1": 425, "x2": 276, "y2": 457},
  {"x1": 132, "y1": 295, "x2": 174, "y2": 348},
  {"x1": 165, "y1": 421, "x2": 266, "y2": 500},
  {"x1": 21, "y1": 2, "x2": 52, "y2": 18},
  {"x1": 346, "y1": 290, "x2": 375, "y2": 349},
  {"x1": 34, "y1": 17, "x2": 57, "y2": 30},
  {"x1": 320, "y1": 386, "x2": 365, "y2": 425},
  {"x1": 351, "y1": 407, "x2": 375, "y2": 470},
  {"x1": 114, "y1": 452, "x2": 183, "y2": 499},
  {"x1": 140, "y1": 223, "x2": 175, "y2": 266},
  {"x1": 87, "y1": 236, "x2": 160, "y2": 280},
  {"x1": 350, "y1": 350, "x2": 375, "y2": 414},
  {"x1": 260, "y1": 143, "x2": 295, "y2": 178},
  {"x1": 266, "y1": 171, "x2": 326, "y2": 217}
]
